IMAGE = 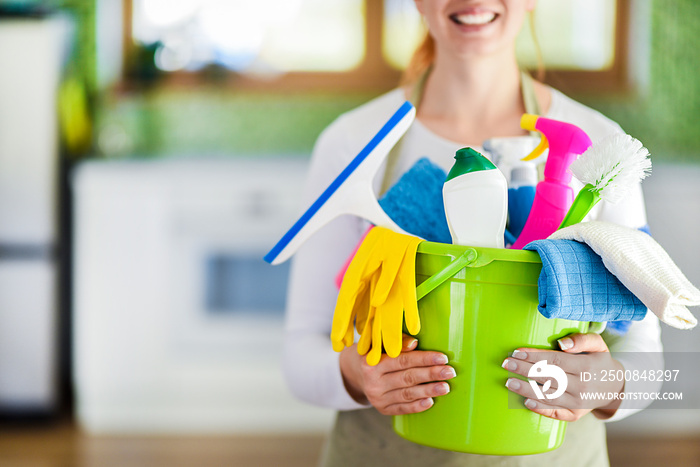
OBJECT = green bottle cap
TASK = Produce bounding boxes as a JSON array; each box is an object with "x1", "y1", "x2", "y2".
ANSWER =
[{"x1": 445, "y1": 147, "x2": 496, "y2": 182}]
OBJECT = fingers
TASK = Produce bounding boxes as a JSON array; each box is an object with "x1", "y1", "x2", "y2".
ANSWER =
[
  {"x1": 521, "y1": 397, "x2": 590, "y2": 422},
  {"x1": 381, "y1": 363, "x2": 456, "y2": 392},
  {"x1": 504, "y1": 377, "x2": 590, "y2": 421},
  {"x1": 381, "y1": 348, "x2": 450, "y2": 373},
  {"x1": 356, "y1": 336, "x2": 455, "y2": 416},
  {"x1": 502, "y1": 356, "x2": 561, "y2": 389},
  {"x1": 504, "y1": 376, "x2": 580, "y2": 411},
  {"x1": 504, "y1": 348, "x2": 606, "y2": 378},
  {"x1": 362, "y1": 356, "x2": 455, "y2": 415},
  {"x1": 380, "y1": 381, "x2": 450, "y2": 415},
  {"x1": 401, "y1": 334, "x2": 418, "y2": 351},
  {"x1": 503, "y1": 352, "x2": 601, "y2": 400},
  {"x1": 556, "y1": 333, "x2": 609, "y2": 353},
  {"x1": 503, "y1": 338, "x2": 620, "y2": 418}
]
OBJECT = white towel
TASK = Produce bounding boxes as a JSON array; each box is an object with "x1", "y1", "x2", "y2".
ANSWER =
[{"x1": 550, "y1": 221, "x2": 699, "y2": 330}]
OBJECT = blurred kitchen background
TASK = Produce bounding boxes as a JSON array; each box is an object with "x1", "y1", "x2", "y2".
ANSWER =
[{"x1": 0, "y1": 0, "x2": 698, "y2": 465}]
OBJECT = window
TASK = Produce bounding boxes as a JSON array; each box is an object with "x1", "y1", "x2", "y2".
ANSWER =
[
  {"x1": 125, "y1": 0, "x2": 399, "y2": 90},
  {"x1": 123, "y1": 0, "x2": 632, "y2": 93},
  {"x1": 518, "y1": 0, "x2": 630, "y2": 93},
  {"x1": 519, "y1": 0, "x2": 618, "y2": 71},
  {"x1": 382, "y1": 0, "x2": 425, "y2": 70},
  {"x1": 131, "y1": 0, "x2": 365, "y2": 73}
]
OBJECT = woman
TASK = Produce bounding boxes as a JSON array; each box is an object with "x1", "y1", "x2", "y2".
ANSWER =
[{"x1": 283, "y1": 1, "x2": 662, "y2": 465}]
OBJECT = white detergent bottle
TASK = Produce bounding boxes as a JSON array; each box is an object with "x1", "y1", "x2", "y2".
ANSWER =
[{"x1": 443, "y1": 147, "x2": 508, "y2": 248}]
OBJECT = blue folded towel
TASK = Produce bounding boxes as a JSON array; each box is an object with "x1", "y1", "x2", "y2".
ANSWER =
[
  {"x1": 524, "y1": 239, "x2": 647, "y2": 324},
  {"x1": 379, "y1": 157, "x2": 452, "y2": 244}
]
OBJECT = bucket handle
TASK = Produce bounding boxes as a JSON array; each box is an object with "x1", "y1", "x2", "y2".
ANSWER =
[{"x1": 416, "y1": 248, "x2": 478, "y2": 301}]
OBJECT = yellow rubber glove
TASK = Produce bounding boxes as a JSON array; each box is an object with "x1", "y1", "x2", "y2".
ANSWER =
[
  {"x1": 356, "y1": 300, "x2": 375, "y2": 356},
  {"x1": 376, "y1": 235, "x2": 421, "y2": 358},
  {"x1": 331, "y1": 229, "x2": 384, "y2": 351},
  {"x1": 378, "y1": 279, "x2": 403, "y2": 358},
  {"x1": 341, "y1": 269, "x2": 378, "y2": 351},
  {"x1": 355, "y1": 270, "x2": 379, "y2": 348},
  {"x1": 331, "y1": 227, "x2": 422, "y2": 365},
  {"x1": 367, "y1": 303, "x2": 383, "y2": 366},
  {"x1": 397, "y1": 236, "x2": 422, "y2": 336}
]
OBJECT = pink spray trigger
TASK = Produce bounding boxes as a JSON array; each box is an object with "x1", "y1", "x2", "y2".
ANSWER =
[{"x1": 511, "y1": 115, "x2": 592, "y2": 249}]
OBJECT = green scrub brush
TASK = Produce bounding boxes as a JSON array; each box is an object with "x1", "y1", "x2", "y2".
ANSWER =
[{"x1": 559, "y1": 133, "x2": 652, "y2": 229}]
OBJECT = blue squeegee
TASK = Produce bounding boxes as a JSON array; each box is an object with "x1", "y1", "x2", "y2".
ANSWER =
[{"x1": 264, "y1": 101, "x2": 415, "y2": 265}]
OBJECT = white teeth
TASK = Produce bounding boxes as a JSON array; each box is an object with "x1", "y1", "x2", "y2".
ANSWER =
[{"x1": 454, "y1": 12, "x2": 496, "y2": 25}]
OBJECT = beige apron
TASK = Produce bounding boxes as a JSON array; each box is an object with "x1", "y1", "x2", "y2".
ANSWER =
[
  {"x1": 320, "y1": 408, "x2": 609, "y2": 467},
  {"x1": 320, "y1": 72, "x2": 610, "y2": 467}
]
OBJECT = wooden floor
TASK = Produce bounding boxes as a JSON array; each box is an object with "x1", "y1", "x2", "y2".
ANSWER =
[
  {"x1": 607, "y1": 435, "x2": 700, "y2": 467},
  {"x1": 0, "y1": 421, "x2": 326, "y2": 467},
  {"x1": 1, "y1": 420, "x2": 699, "y2": 467}
]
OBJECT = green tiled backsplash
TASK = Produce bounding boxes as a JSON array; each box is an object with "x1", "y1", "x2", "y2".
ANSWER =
[{"x1": 97, "y1": 91, "x2": 373, "y2": 158}]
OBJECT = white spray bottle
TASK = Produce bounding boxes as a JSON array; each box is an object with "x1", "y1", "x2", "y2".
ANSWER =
[{"x1": 443, "y1": 147, "x2": 508, "y2": 248}]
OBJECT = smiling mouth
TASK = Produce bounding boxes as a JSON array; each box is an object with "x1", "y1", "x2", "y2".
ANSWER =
[{"x1": 450, "y1": 12, "x2": 498, "y2": 26}]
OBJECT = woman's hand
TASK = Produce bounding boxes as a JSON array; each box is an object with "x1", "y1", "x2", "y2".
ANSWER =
[
  {"x1": 502, "y1": 332, "x2": 624, "y2": 422},
  {"x1": 339, "y1": 334, "x2": 456, "y2": 415}
]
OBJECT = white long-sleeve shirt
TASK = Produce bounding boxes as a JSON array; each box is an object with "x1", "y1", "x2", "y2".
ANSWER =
[{"x1": 282, "y1": 88, "x2": 663, "y2": 421}]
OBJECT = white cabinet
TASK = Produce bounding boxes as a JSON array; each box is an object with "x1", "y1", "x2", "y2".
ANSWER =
[{"x1": 72, "y1": 158, "x2": 334, "y2": 434}]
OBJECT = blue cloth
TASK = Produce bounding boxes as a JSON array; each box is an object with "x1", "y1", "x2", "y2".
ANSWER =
[
  {"x1": 379, "y1": 157, "x2": 452, "y2": 244},
  {"x1": 605, "y1": 320, "x2": 633, "y2": 335},
  {"x1": 524, "y1": 239, "x2": 647, "y2": 323}
]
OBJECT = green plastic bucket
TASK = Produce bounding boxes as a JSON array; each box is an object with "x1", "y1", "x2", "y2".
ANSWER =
[{"x1": 392, "y1": 241, "x2": 597, "y2": 455}]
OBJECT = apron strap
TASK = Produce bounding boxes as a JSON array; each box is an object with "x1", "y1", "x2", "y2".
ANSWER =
[
  {"x1": 378, "y1": 69, "x2": 430, "y2": 196},
  {"x1": 520, "y1": 70, "x2": 542, "y2": 115}
]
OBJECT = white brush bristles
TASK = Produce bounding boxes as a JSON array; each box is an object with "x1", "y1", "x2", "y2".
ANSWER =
[{"x1": 570, "y1": 133, "x2": 652, "y2": 204}]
